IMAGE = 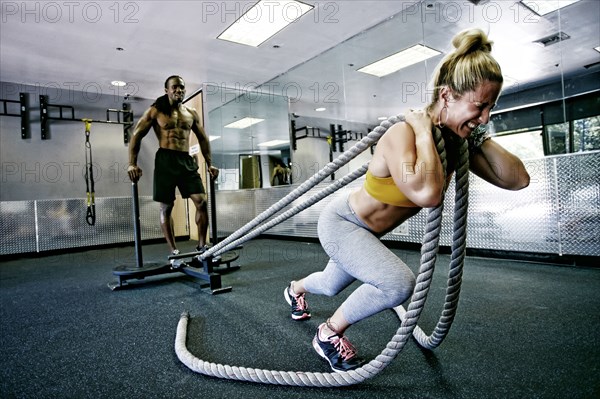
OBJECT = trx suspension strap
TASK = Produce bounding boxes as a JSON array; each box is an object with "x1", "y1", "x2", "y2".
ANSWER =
[{"x1": 84, "y1": 119, "x2": 96, "y2": 226}]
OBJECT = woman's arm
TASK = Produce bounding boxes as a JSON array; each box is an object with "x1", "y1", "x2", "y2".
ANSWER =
[
  {"x1": 469, "y1": 139, "x2": 530, "y2": 190},
  {"x1": 383, "y1": 111, "x2": 446, "y2": 207}
]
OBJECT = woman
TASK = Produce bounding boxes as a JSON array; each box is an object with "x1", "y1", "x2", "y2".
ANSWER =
[{"x1": 284, "y1": 28, "x2": 531, "y2": 373}]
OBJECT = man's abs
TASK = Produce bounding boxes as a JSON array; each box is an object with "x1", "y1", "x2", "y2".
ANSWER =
[{"x1": 154, "y1": 126, "x2": 190, "y2": 152}]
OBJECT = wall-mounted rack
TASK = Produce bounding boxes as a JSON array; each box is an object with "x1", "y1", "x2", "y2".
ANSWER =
[
  {"x1": 40, "y1": 95, "x2": 133, "y2": 143},
  {"x1": 0, "y1": 93, "x2": 28, "y2": 138}
]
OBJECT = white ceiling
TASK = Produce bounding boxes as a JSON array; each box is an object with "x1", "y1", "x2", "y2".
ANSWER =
[
  {"x1": 1, "y1": 0, "x2": 599, "y2": 155},
  {"x1": 0, "y1": 1, "x2": 419, "y2": 100}
]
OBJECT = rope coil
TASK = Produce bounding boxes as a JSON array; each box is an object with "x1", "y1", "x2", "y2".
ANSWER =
[{"x1": 175, "y1": 115, "x2": 470, "y2": 386}]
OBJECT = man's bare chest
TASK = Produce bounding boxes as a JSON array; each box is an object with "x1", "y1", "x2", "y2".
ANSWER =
[{"x1": 157, "y1": 110, "x2": 193, "y2": 131}]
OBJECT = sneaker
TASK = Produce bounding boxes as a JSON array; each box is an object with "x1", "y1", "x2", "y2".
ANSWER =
[
  {"x1": 312, "y1": 324, "x2": 365, "y2": 372},
  {"x1": 284, "y1": 283, "x2": 311, "y2": 320},
  {"x1": 196, "y1": 245, "x2": 209, "y2": 254}
]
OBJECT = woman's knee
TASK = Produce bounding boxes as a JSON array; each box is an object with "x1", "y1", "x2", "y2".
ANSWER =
[
  {"x1": 305, "y1": 272, "x2": 348, "y2": 297},
  {"x1": 381, "y1": 272, "x2": 416, "y2": 307},
  {"x1": 319, "y1": 284, "x2": 345, "y2": 297}
]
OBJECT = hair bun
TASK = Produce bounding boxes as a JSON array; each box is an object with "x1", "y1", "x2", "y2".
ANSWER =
[
  {"x1": 426, "y1": 27, "x2": 503, "y2": 110},
  {"x1": 452, "y1": 28, "x2": 493, "y2": 55}
]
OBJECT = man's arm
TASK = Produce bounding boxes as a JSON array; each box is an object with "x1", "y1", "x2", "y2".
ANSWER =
[
  {"x1": 127, "y1": 107, "x2": 155, "y2": 182},
  {"x1": 190, "y1": 108, "x2": 219, "y2": 179}
]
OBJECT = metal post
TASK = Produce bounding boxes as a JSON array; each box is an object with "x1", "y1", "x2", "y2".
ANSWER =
[
  {"x1": 131, "y1": 181, "x2": 144, "y2": 268},
  {"x1": 40, "y1": 95, "x2": 49, "y2": 139},
  {"x1": 20, "y1": 93, "x2": 27, "y2": 139},
  {"x1": 291, "y1": 119, "x2": 297, "y2": 150},
  {"x1": 329, "y1": 124, "x2": 336, "y2": 181},
  {"x1": 209, "y1": 175, "x2": 218, "y2": 245},
  {"x1": 337, "y1": 124, "x2": 344, "y2": 152}
]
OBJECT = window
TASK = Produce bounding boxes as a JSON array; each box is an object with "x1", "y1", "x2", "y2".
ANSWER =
[
  {"x1": 573, "y1": 116, "x2": 600, "y2": 152},
  {"x1": 491, "y1": 91, "x2": 599, "y2": 157},
  {"x1": 545, "y1": 122, "x2": 570, "y2": 155},
  {"x1": 494, "y1": 130, "x2": 544, "y2": 160}
]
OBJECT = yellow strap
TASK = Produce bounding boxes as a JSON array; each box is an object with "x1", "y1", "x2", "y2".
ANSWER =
[{"x1": 82, "y1": 118, "x2": 92, "y2": 133}]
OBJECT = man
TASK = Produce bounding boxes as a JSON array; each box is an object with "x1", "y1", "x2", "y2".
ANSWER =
[
  {"x1": 127, "y1": 75, "x2": 218, "y2": 256},
  {"x1": 271, "y1": 161, "x2": 288, "y2": 186}
]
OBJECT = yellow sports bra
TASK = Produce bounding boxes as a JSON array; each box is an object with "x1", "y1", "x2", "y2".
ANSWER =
[
  {"x1": 364, "y1": 170, "x2": 454, "y2": 207},
  {"x1": 364, "y1": 170, "x2": 419, "y2": 207}
]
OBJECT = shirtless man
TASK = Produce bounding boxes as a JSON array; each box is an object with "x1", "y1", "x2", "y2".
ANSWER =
[
  {"x1": 127, "y1": 75, "x2": 219, "y2": 255},
  {"x1": 271, "y1": 162, "x2": 288, "y2": 186}
]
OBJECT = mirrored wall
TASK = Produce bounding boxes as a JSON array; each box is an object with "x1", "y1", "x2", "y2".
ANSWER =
[
  {"x1": 204, "y1": 84, "x2": 291, "y2": 190},
  {"x1": 205, "y1": 0, "x2": 598, "y2": 186},
  {"x1": 205, "y1": 0, "x2": 599, "y2": 257}
]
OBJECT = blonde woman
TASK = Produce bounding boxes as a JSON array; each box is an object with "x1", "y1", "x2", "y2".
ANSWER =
[{"x1": 285, "y1": 29, "x2": 530, "y2": 372}]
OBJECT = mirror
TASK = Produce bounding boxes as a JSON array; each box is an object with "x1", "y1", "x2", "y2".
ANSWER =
[
  {"x1": 204, "y1": 1, "x2": 598, "y2": 188},
  {"x1": 204, "y1": 84, "x2": 291, "y2": 190},
  {"x1": 259, "y1": 0, "x2": 598, "y2": 162}
]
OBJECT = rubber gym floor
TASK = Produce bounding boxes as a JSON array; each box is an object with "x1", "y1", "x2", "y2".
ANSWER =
[{"x1": 1, "y1": 238, "x2": 598, "y2": 399}]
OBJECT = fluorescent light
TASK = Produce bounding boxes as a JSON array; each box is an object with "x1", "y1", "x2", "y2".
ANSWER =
[
  {"x1": 358, "y1": 44, "x2": 441, "y2": 77},
  {"x1": 595, "y1": 46, "x2": 600, "y2": 53},
  {"x1": 218, "y1": 0, "x2": 314, "y2": 47},
  {"x1": 378, "y1": 116, "x2": 388, "y2": 121},
  {"x1": 224, "y1": 117, "x2": 264, "y2": 129},
  {"x1": 315, "y1": 107, "x2": 326, "y2": 112},
  {"x1": 520, "y1": 0, "x2": 581, "y2": 16},
  {"x1": 258, "y1": 139, "x2": 288, "y2": 147},
  {"x1": 111, "y1": 80, "x2": 126, "y2": 87},
  {"x1": 209, "y1": 135, "x2": 220, "y2": 141}
]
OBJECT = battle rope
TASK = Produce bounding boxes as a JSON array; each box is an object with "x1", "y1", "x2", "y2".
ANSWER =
[
  {"x1": 83, "y1": 119, "x2": 96, "y2": 226},
  {"x1": 174, "y1": 116, "x2": 471, "y2": 386},
  {"x1": 210, "y1": 163, "x2": 370, "y2": 256},
  {"x1": 395, "y1": 137, "x2": 469, "y2": 350}
]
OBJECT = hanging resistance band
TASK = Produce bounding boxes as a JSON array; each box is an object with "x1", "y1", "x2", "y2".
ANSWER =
[{"x1": 84, "y1": 119, "x2": 96, "y2": 226}]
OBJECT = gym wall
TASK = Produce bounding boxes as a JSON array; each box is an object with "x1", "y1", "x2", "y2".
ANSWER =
[
  {"x1": 1, "y1": 81, "x2": 598, "y2": 260},
  {"x1": 0, "y1": 81, "x2": 188, "y2": 254}
]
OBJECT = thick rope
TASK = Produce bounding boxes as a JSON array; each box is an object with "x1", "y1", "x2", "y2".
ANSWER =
[
  {"x1": 395, "y1": 137, "x2": 469, "y2": 349},
  {"x1": 175, "y1": 117, "x2": 470, "y2": 386},
  {"x1": 212, "y1": 164, "x2": 370, "y2": 254}
]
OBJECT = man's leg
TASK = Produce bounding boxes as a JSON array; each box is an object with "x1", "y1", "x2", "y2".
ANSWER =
[
  {"x1": 159, "y1": 201, "x2": 177, "y2": 253},
  {"x1": 189, "y1": 193, "x2": 209, "y2": 249}
]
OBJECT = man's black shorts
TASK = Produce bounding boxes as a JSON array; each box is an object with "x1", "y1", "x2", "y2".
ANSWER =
[{"x1": 153, "y1": 148, "x2": 205, "y2": 203}]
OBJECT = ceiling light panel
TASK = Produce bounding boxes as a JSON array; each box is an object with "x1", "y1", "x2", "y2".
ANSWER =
[
  {"x1": 520, "y1": 0, "x2": 581, "y2": 16},
  {"x1": 258, "y1": 139, "x2": 288, "y2": 147},
  {"x1": 358, "y1": 44, "x2": 441, "y2": 78},
  {"x1": 218, "y1": 0, "x2": 314, "y2": 47},
  {"x1": 224, "y1": 117, "x2": 265, "y2": 129}
]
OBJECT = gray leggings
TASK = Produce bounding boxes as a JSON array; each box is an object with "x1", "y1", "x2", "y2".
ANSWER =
[{"x1": 304, "y1": 193, "x2": 416, "y2": 325}]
